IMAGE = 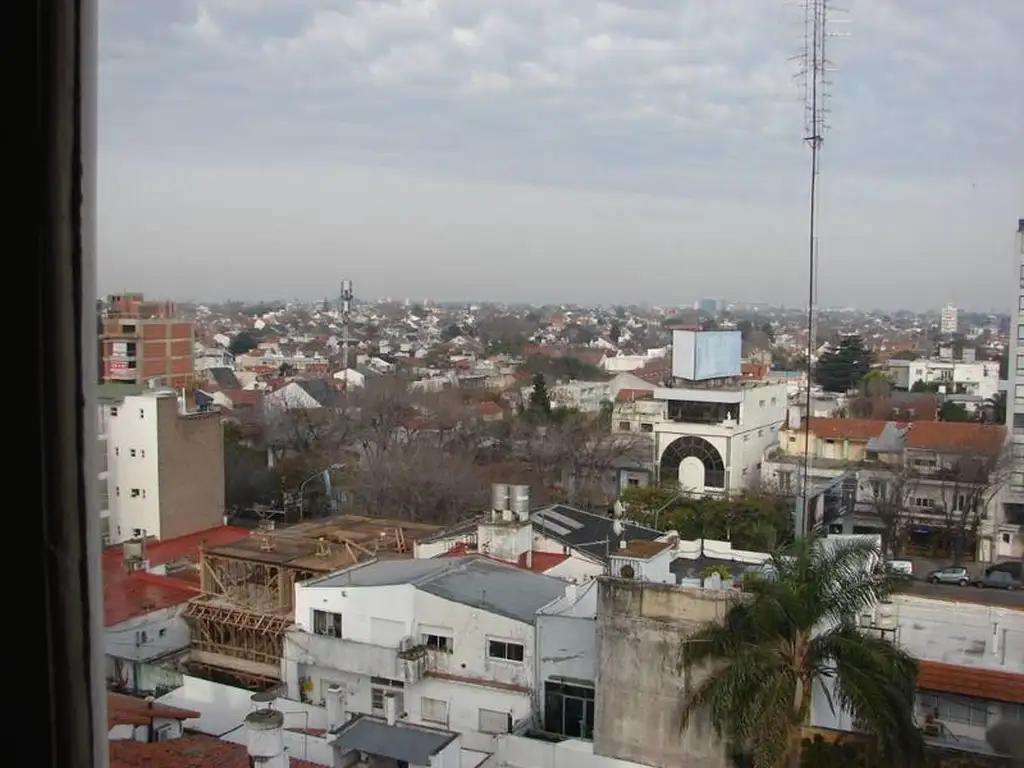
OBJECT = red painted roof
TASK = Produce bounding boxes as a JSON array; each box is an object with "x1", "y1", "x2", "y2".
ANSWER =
[
  {"x1": 108, "y1": 692, "x2": 200, "y2": 729},
  {"x1": 615, "y1": 388, "x2": 653, "y2": 402},
  {"x1": 518, "y1": 551, "x2": 569, "y2": 573},
  {"x1": 109, "y1": 734, "x2": 322, "y2": 768},
  {"x1": 103, "y1": 526, "x2": 249, "y2": 626}
]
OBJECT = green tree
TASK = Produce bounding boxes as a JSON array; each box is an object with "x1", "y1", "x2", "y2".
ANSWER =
[
  {"x1": 680, "y1": 537, "x2": 923, "y2": 768},
  {"x1": 609, "y1": 321, "x2": 622, "y2": 343},
  {"x1": 910, "y1": 380, "x2": 939, "y2": 393},
  {"x1": 814, "y1": 336, "x2": 872, "y2": 393},
  {"x1": 529, "y1": 373, "x2": 552, "y2": 416},
  {"x1": 229, "y1": 330, "x2": 259, "y2": 355},
  {"x1": 442, "y1": 324, "x2": 462, "y2": 341},
  {"x1": 938, "y1": 401, "x2": 972, "y2": 422},
  {"x1": 858, "y1": 369, "x2": 893, "y2": 398}
]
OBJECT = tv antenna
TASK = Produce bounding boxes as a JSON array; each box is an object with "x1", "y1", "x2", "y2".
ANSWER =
[{"x1": 792, "y1": 0, "x2": 848, "y2": 525}]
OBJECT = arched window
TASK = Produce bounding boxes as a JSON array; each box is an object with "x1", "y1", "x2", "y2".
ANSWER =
[{"x1": 659, "y1": 436, "x2": 726, "y2": 489}]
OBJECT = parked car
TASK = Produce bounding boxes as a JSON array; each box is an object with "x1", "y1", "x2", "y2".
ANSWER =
[
  {"x1": 926, "y1": 565, "x2": 971, "y2": 586},
  {"x1": 985, "y1": 560, "x2": 1023, "y2": 581},
  {"x1": 973, "y1": 571, "x2": 1020, "y2": 590}
]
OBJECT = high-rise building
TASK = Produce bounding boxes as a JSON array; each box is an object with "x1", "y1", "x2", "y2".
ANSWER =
[
  {"x1": 940, "y1": 303, "x2": 958, "y2": 334},
  {"x1": 1001, "y1": 218, "x2": 1024, "y2": 559},
  {"x1": 100, "y1": 293, "x2": 195, "y2": 389}
]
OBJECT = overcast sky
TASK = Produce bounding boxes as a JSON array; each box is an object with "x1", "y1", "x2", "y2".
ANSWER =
[{"x1": 98, "y1": 0, "x2": 1023, "y2": 310}]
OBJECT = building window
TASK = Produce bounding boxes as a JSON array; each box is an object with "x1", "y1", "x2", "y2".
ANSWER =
[
  {"x1": 422, "y1": 633, "x2": 452, "y2": 653},
  {"x1": 919, "y1": 692, "x2": 988, "y2": 728},
  {"x1": 312, "y1": 609, "x2": 342, "y2": 637},
  {"x1": 1011, "y1": 472, "x2": 1024, "y2": 490},
  {"x1": 115, "y1": 486, "x2": 120, "y2": 497},
  {"x1": 544, "y1": 681, "x2": 595, "y2": 739},
  {"x1": 370, "y1": 677, "x2": 404, "y2": 716},
  {"x1": 139, "y1": 409, "x2": 145, "y2": 418},
  {"x1": 640, "y1": 422, "x2": 653, "y2": 433},
  {"x1": 627, "y1": 477, "x2": 640, "y2": 487},
  {"x1": 758, "y1": 400, "x2": 765, "y2": 407},
  {"x1": 1017, "y1": 355, "x2": 1024, "y2": 375},
  {"x1": 488, "y1": 639, "x2": 525, "y2": 662},
  {"x1": 130, "y1": 488, "x2": 141, "y2": 498},
  {"x1": 140, "y1": 449, "x2": 145, "y2": 458},
  {"x1": 110, "y1": 407, "x2": 118, "y2": 416},
  {"x1": 114, "y1": 447, "x2": 120, "y2": 456},
  {"x1": 478, "y1": 708, "x2": 510, "y2": 734},
  {"x1": 421, "y1": 697, "x2": 447, "y2": 724},
  {"x1": 130, "y1": 449, "x2": 136, "y2": 457},
  {"x1": 1019, "y1": 295, "x2": 1024, "y2": 313},
  {"x1": 912, "y1": 497, "x2": 935, "y2": 508},
  {"x1": 1018, "y1": 325, "x2": 1024, "y2": 343},
  {"x1": 618, "y1": 421, "x2": 630, "y2": 431}
]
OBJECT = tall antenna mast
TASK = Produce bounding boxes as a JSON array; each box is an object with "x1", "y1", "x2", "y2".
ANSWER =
[
  {"x1": 340, "y1": 279, "x2": 354, "y2": 387},
  {"x1": 794, "y1": 0, "x2": 846, "y2": 533}
]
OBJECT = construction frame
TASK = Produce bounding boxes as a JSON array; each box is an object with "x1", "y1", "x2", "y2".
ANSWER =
[{"x1": 184, "y1": 515, "x2": 441, "y2": 689}]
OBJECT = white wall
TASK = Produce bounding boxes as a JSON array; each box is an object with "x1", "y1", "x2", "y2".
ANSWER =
[
  {"x1": 105, "y1": 603, "x2": 190, "y2": 663},
  {"x1": 107, "y1": 394, "x2": 163, "y2": 543},
  {"x1": 495, "y1": 734, "x2": 646, "y2": 768},
  {"x1": 478, "y1": 521, "x2": 532, "y2": 564},
  {"x1": 290, "y1": 581, "x2": 541, "y2": 752}
]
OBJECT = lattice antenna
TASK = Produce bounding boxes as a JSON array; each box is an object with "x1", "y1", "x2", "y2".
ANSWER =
[
  {"x1": 340, "y1": 279, "x2": 354, "y2": 383},
  {"x1": 791, "y1": 0, "x2": 849, "y2": 531}
]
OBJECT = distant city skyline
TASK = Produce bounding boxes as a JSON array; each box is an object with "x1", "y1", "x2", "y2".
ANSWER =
[{"x1": 99, "y1": 1, "x2": 1023, "y2": 311}]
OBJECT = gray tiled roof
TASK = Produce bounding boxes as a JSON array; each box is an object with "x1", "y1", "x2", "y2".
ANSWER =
[
  {"x1": 331, "y1": 716, "x2": 458, "y2": 764},
  {"x1": 310, "y1": 555, "x2": 567, "y2": 624}
]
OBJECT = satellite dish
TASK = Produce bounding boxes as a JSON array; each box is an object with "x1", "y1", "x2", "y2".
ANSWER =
[
  {"x1": 613, "y1": 500, "x2": 625, "y2": 518},
  {"x1": 612, "y1": 519, "x2": 624, "y2": 536}
]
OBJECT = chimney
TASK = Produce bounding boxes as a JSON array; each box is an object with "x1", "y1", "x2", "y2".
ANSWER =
[
  {"x1": 244, "y1": 709, "x2": 287, "y2": 768},
  {"x1": 384, "y1": 693, "x2": 398, "y2": 726}
]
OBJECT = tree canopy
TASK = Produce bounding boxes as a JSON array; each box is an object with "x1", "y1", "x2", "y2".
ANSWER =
[
  {"x1": 681, "y1": 537, "x2": 923, "y2": 768},
  {"x1": 814, "y1": 336, "x2": 872, "y2": 393},
  {"x1": 528, "y1": 372, "x2": 552, "y2": 416}
]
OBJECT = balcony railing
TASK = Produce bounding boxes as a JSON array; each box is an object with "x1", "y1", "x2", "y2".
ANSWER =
[{"x1": 287, "y1": 631, "x2": 425, "y2": 684}]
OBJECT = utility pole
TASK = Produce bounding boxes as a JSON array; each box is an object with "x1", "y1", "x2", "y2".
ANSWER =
[{"x1": 340, "y1": 279, "x2": 354, "y2": 389}]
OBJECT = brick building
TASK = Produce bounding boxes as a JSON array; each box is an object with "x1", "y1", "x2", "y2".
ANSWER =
[{"x1": 101, "y1": 293, "x2": 195, "y2": 388}]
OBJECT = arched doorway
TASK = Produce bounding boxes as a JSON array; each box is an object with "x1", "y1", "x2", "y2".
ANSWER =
[{"x1": 659, "y1": 436, "x2": 726, "y2": 489}]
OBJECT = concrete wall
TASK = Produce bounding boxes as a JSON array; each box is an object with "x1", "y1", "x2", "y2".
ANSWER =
[
  {"x1": 156, "y1": 395, "x2": 225, "y2": 540},
  {"x1": 494, "y1": 734, "x2": 647, "y2": 768},
  {"x1": 107, "y1": 394, "x2": 162, "y2": 542},
  {"x1": 594, "y1": 578, "x2": 734, "y2": 768}
]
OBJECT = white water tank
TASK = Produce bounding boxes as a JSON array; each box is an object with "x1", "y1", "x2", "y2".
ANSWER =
[
  {"x1": 491, "y1": 484, "x2": 509, "y2": 518},
  {"x1": 326, "y1": 685, "x2": 347, "y2": 731},
  {"x1": 245, "y1": 708, "x2": 286, "y2": 768},
  {"x1": 510, "y1": 485, "x2": 530, "y2": 521}
]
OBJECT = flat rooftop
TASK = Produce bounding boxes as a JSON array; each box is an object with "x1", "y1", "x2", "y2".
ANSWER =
[{"x1": 204, "y1": 515, "x2": 443, "y2": 572}]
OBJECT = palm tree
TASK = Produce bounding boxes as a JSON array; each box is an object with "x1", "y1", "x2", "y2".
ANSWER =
[{"x1": 680, "y1": 536, "x2": 924, "y2": 768}]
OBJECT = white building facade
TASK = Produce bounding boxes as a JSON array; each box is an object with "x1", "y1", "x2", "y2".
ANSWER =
[
  {"x1": 940, "y1": 303, "x2": 959, "y2": 335},
  {"x1": 282, "y1": 557, "x2": 569, "y2": 753},
  {"x1": 885, "y1": 357, "x2": 999, "y2": 403}
]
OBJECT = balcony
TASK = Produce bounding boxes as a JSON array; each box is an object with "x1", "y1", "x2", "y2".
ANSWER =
[{"x1": 285, "y1": 631, "x2": 426, "y2": 684}]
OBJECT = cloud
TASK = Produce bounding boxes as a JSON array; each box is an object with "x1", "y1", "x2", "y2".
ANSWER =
[
  {"x1": 96, "y1": 0, "x2": 1023, "y2": 310},
  {"x1": 99, "y1": 0, "x2": 1020, "y2": 200}
]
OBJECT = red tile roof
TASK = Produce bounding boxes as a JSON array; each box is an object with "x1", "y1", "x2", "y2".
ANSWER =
[
  {"x1": 103, "y1": 526, "x2": 249, "y2": 626},
  {"x1": 517, "y1": 551, "x2": 569, "y2": 573},
  {"x1": 109, "y1": 734, "x2": 321, "y2": 768},
  {"x1": 615, "y1": 388, "x2": 653, "y2": 402},
  {"x1": 108, "y1": 692, "x2": 200, "y2": 729},
  {"x1": 222, "y1": 389, "x2": 261, "y2": 406},
  {"x1": 474, "y1": 401, "x2": 503, "y2": 415},
  {"x1": 904, "y1": 421, "x2": 1004, "y2": 454},
  {"x1": 803, "y1": 418, "x2": 887, "y2": 442},
  {"x1": 917, "y1": 660, "x2": 1024, "y2": 705}
]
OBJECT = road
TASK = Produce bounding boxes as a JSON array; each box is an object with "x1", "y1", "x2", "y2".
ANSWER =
[{"x1": 902, "y1": 579, "x2": 1024, "y2": 608}]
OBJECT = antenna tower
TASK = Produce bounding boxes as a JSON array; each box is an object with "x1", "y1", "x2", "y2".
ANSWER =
[
  {"x1": 340, "y1": 279, "x2": 354, "y2": 385},
  {"x1": 794, "y1": 0, "x2": 846, "y2": 530}
]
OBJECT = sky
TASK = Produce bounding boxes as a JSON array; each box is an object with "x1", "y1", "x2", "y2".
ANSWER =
[{"x1": 98, "y1": 0, "x2": 1024, "y2": 311}]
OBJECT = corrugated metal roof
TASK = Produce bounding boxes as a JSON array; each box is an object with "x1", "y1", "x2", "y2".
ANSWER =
[{"x1": 331, "y1": 716, "x2": 459, "y2": 763}]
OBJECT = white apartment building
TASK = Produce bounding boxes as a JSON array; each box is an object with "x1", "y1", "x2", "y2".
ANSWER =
[
  {"x1": 613, "y1": 331, "x2": 787, "y2": 494},
  {"x1": 101, "y1": 389, "x2": 225, "y2": 545},
  {"x1": 940, "y1": 303, "x2": 959, "y2": 335},
  {"x1": 885, "y1": 355, "x2": 999, "y2": 405},
  {"x1": 812, "y1": 592, "x2": 1024, "y2": 752},
  {"x1": 548, "y1": 380, "x2": 611, "y2": 413},
  {"x1": 282, "y1": 556, "x2": 570, "y2": 753},
  {"x1": 1004, "y1": 217, "x2": 1024, "y2": 556}
]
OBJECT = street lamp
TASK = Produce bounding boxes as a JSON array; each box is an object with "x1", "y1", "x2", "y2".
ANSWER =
[{"x1": 296, "y1": 463, "x2": 346, "y2": 520}]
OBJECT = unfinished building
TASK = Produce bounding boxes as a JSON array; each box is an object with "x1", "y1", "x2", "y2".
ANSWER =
[{"x1": 184, "y1": 515, "x2": 442, "y2": 688}]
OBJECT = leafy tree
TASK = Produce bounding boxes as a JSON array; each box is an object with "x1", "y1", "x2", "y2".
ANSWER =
[
  {"x1": 229, "y1": 330, "x2": 259, "y2": 355},
  {"x1": 814, "y1": 336, "x2": 872, "y2": 393},
  {"x1": 858, "y1": 369, "x2": 892, "y2": 398},
  {"x1": 442, "y1": 324, "x2": 462, "y2": 341},
  {"x1": 910, "y1": 380, "x2": 939, "y2": 393},
  {"x1": 938, "y1": 401, "x2": 971, "y2": 422},
  {"x1": 680, "y1": 537, "x2": 923, "y2": 768},
  {"x1": 529, "y1": 373, "x2": 552, "y2": 416},
  {"x1": 609, "y1": 321, "x2": 622, "y2": 343}
]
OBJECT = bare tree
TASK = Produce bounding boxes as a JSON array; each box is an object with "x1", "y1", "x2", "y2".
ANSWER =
[
  {"x1": 934, "y1": 441, "x2": 1011, "y2": 562},
  {"x1": 862, "y1": 468, "x2": 916, "y2": 558}
]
